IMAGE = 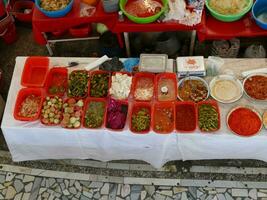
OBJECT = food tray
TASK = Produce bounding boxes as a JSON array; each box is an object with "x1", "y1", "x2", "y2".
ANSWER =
[
  {"x1": 130, "y1": 102, "x2": 151, "y2": 134},
  {"x1": 21, "y1": 56, "x2": 49, "y2": 87},
  {"x1": 88, "y1": 70, "x2": 111, "y2": 98},
  {"x1": 45, "y1": 67, "x2": 68, "y2": 96},
  {"x1": 139, "y1": 54, "x2": 167, "y2": 73},
  {"x1": 14, "y1": 88, "x2": 44, "y2": 121},
  {"x1": 83, "y1": 98, "x2": 107, "y2": 129},
  {"x1": 152, "y1": 102, "x2": 175, "y2": 134}
]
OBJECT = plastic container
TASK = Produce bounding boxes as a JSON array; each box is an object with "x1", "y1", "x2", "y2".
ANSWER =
[
  {"x1": 21, "y1": 57, "x2": 49, "y2": 87},
  {"x1": 12, "y1": 1, "x2": 34, "y2": 22},
  {"x1": 102, "y1": 0, "x2": 119, "y2": 13},
  {"x1": 83, "y1": 98, "x2": 107, "y2": 129},
  {"x1": 205, "y1": 0, "x2": 253, "y2": 22},
  {"x1": 13, "y1": 88, "x2": 44, "y2": 121},
  {"x1": 120, "y1": 0, "x2": 168, "y2": 24},
  {"x1": 45, "y1": 67, "x2": 68, "y2": 96},
  {"x1": 155, "y1": 73, "x2": 177, "y2": 102},
  {"x1": 35, "y1": 0, "x2": 74, "y2": 18},
  {"x1": 197, "y1": 100, "x2": 221, "y2": 132},
  {"x1": 88, "y1": 70, "x2": 111, "y2": 98},
  {"x1": 130, "y1": 102, "x2": 151, "y2": 134},
  {"x1": 69, "y1": 24, "x2": 92, "y2": 38},
  {"x1": 152, "y1": 102, "x2": 175, "y2": 134},
  {"x1": 175, "y1": 101, "x2": 197, "y2": 133},
  {"x1": 139, "y1": 54, "x2": 167, "y2": 73},
  {"x1": 131, "y1": 72, "x2": 155, "y2": 101},
  {"x1": 252, "y1": 0, "x2": 267, "y2": 30}
]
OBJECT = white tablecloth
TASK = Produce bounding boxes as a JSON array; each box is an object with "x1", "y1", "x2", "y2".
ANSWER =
[{"x1": 1, "y1": 57, "x2": 267, "y2": 168}]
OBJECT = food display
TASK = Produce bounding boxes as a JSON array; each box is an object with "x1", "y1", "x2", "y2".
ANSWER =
[
  {"x1": 156, "y1": 73, "x2": 177, "y2": 101},
  {"x1": 84, "y1": 100, "x2": 106, "y2": 128},
  {"x1": 210, "y1": 75, "x2": 243, "y2": 103},
  {"x1": 61, "y1": 98, "x2": 84, "y2": 128},
  {"x1": 41, "y1": 96, "x2": 63, "y2": 125},
  {"x1": 46, "y1": 68, "x2": 68, "y2": 96},
  {"x1": 106, "y1": 98, "x2": 128, "y2": 130},
  {"x1": 176, "y1": 102, "x2": 196, "y2": 132},
  {"x1": 227, "y1": 107, "x2": 262, "y2": 136},
  {"x1": 89, "y1": 72, "x2": 110, "y2": 98},
  {"x1": 40, "y1": 0, "x2": 71, "y2": 11},
  {"x1": 198, "y1": 102, "x2": 220, "y2": 132},
  {"x1": 109, "y1": 73, "x2": 132, "y2": 100},
  {"x1": 18, "y1": 95, "x2": 42, "y2": 118},
  {"x1": 263, "y1": 111, "x2": 267, "y2": 129},
  {"x1": 178, "y1": 77, "x2": 209, "y2": 103},
  {"x1": 131, "y1": 104, "x2": 151, "y2": 133},
  {"x1": 153, "y1": 103, "x2": 174, "y2": 133},
  {"x1": 133, "y1": 73, "x2": 154, "y2": 101},
  {"x1": 209, "y1": 0, "x2": 248, "y2": 15},
  {"x1": 68, "y1": 70, "x2": 89, "y2": 98},
  {"x1": 244, "y1": 74, "x2": 267, "y2": 101}
]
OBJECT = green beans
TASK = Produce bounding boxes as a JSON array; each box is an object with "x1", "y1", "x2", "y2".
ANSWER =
[
  {"x1": 85, "y1": 101, "x2": 105, "y2": 128},
  {"x1": 198, "y1": 104, "x2": 219, "y2": 132},
  {"x1": 68, "y1": 71, "x2": 89, "y2": 98},
  {"x1": 131, "y1": 108, "x2": 150, "y2": 132},
  {"x1": 90, "y1": 73, "x2": 109, "y2": 98}
]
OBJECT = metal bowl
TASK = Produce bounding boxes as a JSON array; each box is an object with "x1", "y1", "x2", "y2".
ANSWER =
[
  {"x1": 227, "y1": 106, "x2": 263, "y2": 137},
  {"x1": 243, "y1": 73, "x2": 267, "y2": 102},
  {"x1": 209, "y1": 75, "x2": 243, "y2": 104},
  {"x1": 177, "y1": 76, "x2": 210, "y2": 103}
]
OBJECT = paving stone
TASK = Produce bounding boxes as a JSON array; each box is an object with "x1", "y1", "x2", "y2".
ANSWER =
[
  {"x1": 260, "y1": 190, "x2": 267, "y2": 193},
  {"x1": 80, "y1": 181, "x2": 91, "y2": 187},
  {"x1": 216, "y1": 188, "x2": 227, "y2": 193},
  {"x1": 126, "y1": 196, "x2": 130, "y2": 200},
  {"x1": 5, "y1": 173, "x2": 15, "y2": 182},
  {"x1": 39, "y1": 187, "x2": 47, "y2": 195},
  {"x1": 48, "y1": 194, "x2": 55, "y2": 200},
  {"x1": 181, "y1": 192, "x2": 188, "y2": 200},
  {"x1": 64, "y1": 180, "x2": 69, "y2": 188},
  {"x1": 217, "y1": 194, "x2": 226, "y2": 200},
  {"x1": 54, "y1": 185, "x2": 61, "y2": 194},
  {"x1": 199, "y1": 194, "x2": 207, "y2": 200},
  {"x1": 22, "y1": 193, "x2": 31, "y2": 200},
  {"x1": 173, "y1": 193, "x2": 182, "y2": 200},
  {"x1": 157, "y1": 190, "x2": 173, "y2": 197},
  {"x1": 173, "y1": 187, "x2": 188, "y2": 194},
  {"x1": 144, "y1": 185, "x2": 155, "y2": 196},
  {"x1": 209, "y1": 190, "x2": 217, "y2": 194},
  {"x1": 89, "y1": 182, "x2": 103, "y2": 188},
  {"x1": 100, "y1": 195, "x2": 108, "y2": 200},
  {"x1": 109, "y1": 183, "x2": 118, "y2": 200},
  {"x1": 258, "y1": 192, "x2": 267, "y2": 197},
  {"x1": 132, "y1": 185, "x2": 143, "y2": 192},
  {"x1": 29, "y1": 178, "x2": 43, "y2": 200},
  {"x1": 60, "y1": 183, "x2": 65, "y2": 191},
  {"x1": 48, "y1": 178, "x2": 56, "y2": 188},
  {"x1": 153, "y1": 192, "x2": 166, "y2": 200},
  {"x1": 0, "y1": 193, "x2": 4, "y2": 200},
  {"x1": 101, "y1": 183, "x2": 109, "y2": 195},
  {"x1": 116, "y1": 197, "x2": 124, "y2": 200},
  {"x1": 145, "y1": 197, "x2": 153, "y2": 200},
  {"x1": 14, "y1": 179, "x2": 24, "y2": 193},
  {"x1": 41, "y1": 179, "x2": 46, "y2": 187},
  {"x1": 166, "y1": 197, "x2": 174, "y2": 200},
  {"x1": 131, "y1": 192, "x2": 141, "y2": 200},
  {"x1": 53, "y1": 192, "x2": 61, "y2": 198},
  {"x1": 232, "y1": 189, "x2": 248, "y2": 197},
  {"x1": 121, "y1": 184, "x2": 131, "y2": 198},
  {"x1": 25, "y1": 182, "x2": 33, "y2": 193},
  {"x1": 80, "y1": 195, "x2": 90, "y2": 200},
  {"x1": 42, "y1": 192, "x2": 50, "y2": 198},
  {"x1": 4, "y1": 182, "x2": 12, "y2": 187},
  {"x1": 23, "y1": 175, "x2": 35, "y2": 183},
  {"x1": 212, "y1": 196, "x2": 218, "y2": 200},
  {"x1": 117, "y1": 184, "x2": 121, "y2": 195},
  {"x1": 75, "y1": 191, "x2": 81, "y2": 198},
  {"x1": 56, "y1": 178, "x2": 63, "y2": 183},
  {"x1": 225, "y1": 192, "x2": 234, "y2": 200},
  {"x1": 63, "y1": 189, "x2": 70, "y2": 196},
  {"x1": 205, "y1": 195, "x2": 215, "y2": 200},
  {"x1": 83, "y1": 191, "x2": 93, "y2": 198},
  {"x1": 69, "y1": 186, "x2": 77, "y2": 195},
  {"x1": 2, "y1": 188, "x2": 7, "y2": 195},
  {"x1": 14, "y1": 192, "x2": 23, "y2": 200},
  {"x1": 74, "y1": 181, "x2": 81, "y2": 192},
  {"x1": 141, "y1": 190, "x2": 147, "y2": 200},
  {"x1": 0, "y1": 175, "x2": 5, "y2": 184},
  {"x1": 0, "y1": 184, "x2": 4, "y2": 190},
  {"x1": 249, "y1": 189, "x2": 257, "y2": 200},
  {"x1": 94, "y1": 192, "x2": 101, "y2": 199},
  {"x1": 197, "y1": 190, "x2": 203, "y2": 198},
  {"x1": 62, "y1": 196, "x2": 68, "y2": 200},
  {"x1": 188, "y1": 187, "x2": 197, "y2": 199},
  {"x1": 5, "y1": 186, "x2": 16, "y2": 199},
  {"x1": 16, "y1": 175, "x2": 24, "y2": 180},
  {"x1": 69, "y1": 180, "x2": 75, "y2": 187}
]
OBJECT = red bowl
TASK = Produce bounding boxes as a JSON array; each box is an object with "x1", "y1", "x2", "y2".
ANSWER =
[
  {"x1": 88, "y1": 70, "x2": 111, "y2": 98},
  {"x1": 14, "y1": 88, "x2": 44, "y2": 121},
  {"x1": 83, "y1": 97, "x2": 107, "y2": 129},
  {"x1": 12, "y1": 1, "x2": 34, "y2": 22},
  {"x1": 21, "y1": 57, "x2": 49, "y2": 88},
  {"x1": 152, "y1": 101, "x2": 175, "y2": 134}
]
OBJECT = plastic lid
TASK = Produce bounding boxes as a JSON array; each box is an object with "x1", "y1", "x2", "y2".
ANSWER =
[{"x1": 140, "y1": 54, "x2": 167, "y2": 73}]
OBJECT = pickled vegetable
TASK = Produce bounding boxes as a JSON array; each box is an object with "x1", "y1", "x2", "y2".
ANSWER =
[
  {"x1": 90, "y1": 73, "x2": 109, "y2": 98},
  {"x1": 198, "y1": 104, "x2": 219, "y2": 132},
  {"x1": 41, "y1": 96, "x2": 63, "y2": 125},
  {"x1": 131, "y1": 108, "x2": 150, "y2": 132},
  {"x1": 84, "y1": 101, "x2": 105, "y2": 128},
  {"x1": 18, "y1": 95, "x2": 41, "y2": 118},
  {"x1": 68, "y1": 71, "x2": 89, "y2": 98}
]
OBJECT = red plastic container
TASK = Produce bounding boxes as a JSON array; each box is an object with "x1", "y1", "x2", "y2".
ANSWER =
[
  {"x1": 88, "y1": 70, "x2": 111, "y2": 98},
  {"x1": 69, "y1": 24, "x2": 92, "y2": 38},
  {"x1": 45, "y1": 67, "x2": 68, "y2": 96},
  {"x1": 175, "y1": 101, "x2": 197, "y2": 133},
  {"x1": 130, "y1": 102, "x2": 151, "y2": 134},
  {"x1": 61, "y1": 98, "x2": 84, "y2": 129},
  {"x1": 21, "y1": 57, "x2": 49, "y2": 88},
  {"x1": 109, "y1": 72, "x2": 132, "y2": 100},
  {"x1": 105, "y1": 99, "x2": 128, "y2": 131},
  {"x1": 67, "y1": 70, "x2": 89, "y2": 98},
  {"x1": 12, "y1": 1, "x2": 34, "y2": 22},
  {"x1": 13, "y1": 88, "x2": 44, "y2": 121},
  {"x1": 1, "y1": 21, "x2": 17, "y2": 44},
  {"x1": 40, "y1": 95, "x2": 63, "y2": 126},
  {"x1": 155, "y1": 73, "x2": 177, "y2": 102},
  {"x1": 197, "y1": 100, "x2": 221, "y2": 132},
  {"x1": 131, "y1": 72, "x2": 155, "y2": 102},
  {"x1": 152, "y1": 102, "x2": 175, "y2": 134},
  {"x1": 83, "y1": 98, "x2": 107, "y2": 129}
]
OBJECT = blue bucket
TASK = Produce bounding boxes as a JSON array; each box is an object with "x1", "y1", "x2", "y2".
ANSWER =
[{"x1": 252, "y1": 0, "x2": 267, "y2": 30}]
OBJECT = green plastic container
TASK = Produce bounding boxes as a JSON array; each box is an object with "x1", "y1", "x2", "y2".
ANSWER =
[
  {"x1": 205, "y1": 0, "x2": 253, "y2": 22},
  {"x1": 119, "y1": 0, "x2": 168, "y2": 24}
]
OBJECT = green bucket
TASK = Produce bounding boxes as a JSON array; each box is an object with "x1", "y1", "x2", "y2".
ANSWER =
[
  {"x1": 119, "y1": 0, "x2": 168, "y2": 24},
  {"x1": 205, "y1": 0, "x2": 253, "y2": 22}
]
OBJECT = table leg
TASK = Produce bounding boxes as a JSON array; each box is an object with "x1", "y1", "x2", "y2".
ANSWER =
[
  {"x1": 124, "y1": 32, "x2": 131, "y2": 57},
  {"x1": 42, "y1": 32, "x2": 53, "y2": 56},
  {"x1": 189, "y1": 30, "x2": 196, "y2": 56}
]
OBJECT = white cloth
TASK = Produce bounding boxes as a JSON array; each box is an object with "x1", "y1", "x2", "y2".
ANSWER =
[{"x1": 1, "y1": 57, "x2": 179, "y2": 169}]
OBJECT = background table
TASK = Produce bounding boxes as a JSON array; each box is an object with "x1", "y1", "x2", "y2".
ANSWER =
[{"x1": 1, "y1": 57, "x2": 267, "y2": 169}]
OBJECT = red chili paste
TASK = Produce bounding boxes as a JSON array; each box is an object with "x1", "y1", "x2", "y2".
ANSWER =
[{"x1": 176, "y1": 104, "x2": 196, "y2": 131}]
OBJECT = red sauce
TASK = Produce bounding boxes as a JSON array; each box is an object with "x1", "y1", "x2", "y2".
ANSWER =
[
  {"x1": 244, "y1": 75, "x2": 267, "y2": 100},
  {"x1": 228, "y1": 107, "x2": 262, "y2": 136},
  {"x1": 176, "y1": 104, "x2": 196, "y2": 131},
  {"x1": 125, "y1": 0, "x2": 163, "y2": 17},
  {"x1": 154, "y1": 107, "x2": 174, "y2": 133}
]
